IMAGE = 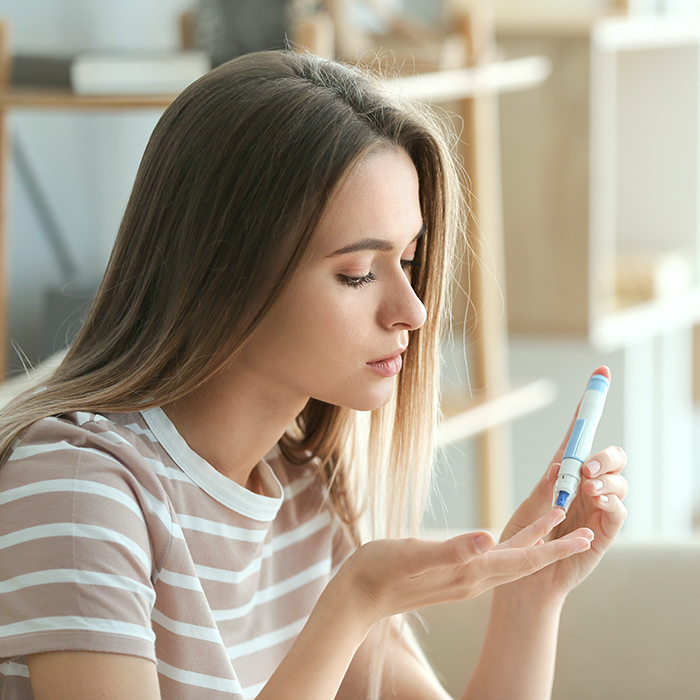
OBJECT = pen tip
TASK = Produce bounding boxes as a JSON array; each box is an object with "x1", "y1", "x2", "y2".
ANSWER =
[{"x1": 555, "y1": 490, "x2": 570, "y2": 509}]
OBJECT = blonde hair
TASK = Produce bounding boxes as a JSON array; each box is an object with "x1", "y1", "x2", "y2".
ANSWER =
[{"x1": 0, "y1": 50, "x2": 464, "y2": 692}]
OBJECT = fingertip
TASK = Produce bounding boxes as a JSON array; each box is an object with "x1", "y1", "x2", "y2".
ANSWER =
[
  {"x1": 584, "y1": 459, "x2": 601, "y2": 477},
  {"x1": 575, "y1": 538, "x2": 592, "y2": 553},
  {"x1": 545, "y1": 462, "x2": 561, "y2": 485},
  {"x1": 473, "y1": 532, "x2": 495, "y2": 554}
]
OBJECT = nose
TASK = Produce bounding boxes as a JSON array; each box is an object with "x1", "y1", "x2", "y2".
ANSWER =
[{"x1": 379, "y1": 272, "x2": 427, "y2": 331}]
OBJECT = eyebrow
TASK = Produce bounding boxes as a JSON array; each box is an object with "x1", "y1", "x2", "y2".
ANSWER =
[{"x1": 327, "y1": 226, "x2": 425, "y2": 258}]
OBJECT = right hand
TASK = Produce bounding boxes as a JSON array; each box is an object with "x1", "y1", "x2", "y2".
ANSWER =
[{"x1": 336, "y1": 508, "x2": 593, "y2": 627}]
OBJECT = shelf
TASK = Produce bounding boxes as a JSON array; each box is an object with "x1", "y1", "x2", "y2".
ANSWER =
[
  {"x1": 0, "y1": 87, "x2": 177, "y2": 110},
  {"x1": 438, "y1": 378, "x2": 557, "y2": 447},
  {"x1": 385, "y1": 56, "x2": 552, "y2": 102},
  {"x1": 591, "y1": 289, "x2": 700, "y2": 352}
]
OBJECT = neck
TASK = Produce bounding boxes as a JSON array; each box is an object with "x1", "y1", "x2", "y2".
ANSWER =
[{"x1": 162, "y1": 367, "x2": 308, "y2": 490}]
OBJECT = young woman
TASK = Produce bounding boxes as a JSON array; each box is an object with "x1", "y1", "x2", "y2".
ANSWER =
[{"x1": 0, "y1": 51, "x2": 627, "y2": 700}]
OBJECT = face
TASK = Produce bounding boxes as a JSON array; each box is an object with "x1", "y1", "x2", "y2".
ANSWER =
[{"x1": 234, "y1": 147, "x2": 427, "y2": 412}]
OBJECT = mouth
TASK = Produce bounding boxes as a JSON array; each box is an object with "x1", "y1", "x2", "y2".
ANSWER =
[{"x1": 366, "y1": 347, "x2": 407, "y2": 378}]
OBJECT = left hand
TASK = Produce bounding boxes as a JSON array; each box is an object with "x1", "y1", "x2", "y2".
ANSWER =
[{"x1": 498, "y1": 366, "x2": 628, "y2": 605}]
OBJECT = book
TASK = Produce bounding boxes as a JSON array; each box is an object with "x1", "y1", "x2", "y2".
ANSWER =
[
  {"x1": 11, "y1": 54, "x2": 73, "y2": 88},
  {"x1": 70, "y1": 51, "x2": 211, "y2": 95}
]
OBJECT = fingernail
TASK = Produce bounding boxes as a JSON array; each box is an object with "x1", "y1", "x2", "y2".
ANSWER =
[
  {"x1": 553, "y1": 509, "x2": 566, "y2": 525},
  {"x1": 599, "y1": 494, "x2": 610, "y2": 504},
  {"x1": 591, "y1": 479, "x2": 603, "y2": 492},
  {"x1": 546, "y1": 462, "x2": 559, "y2": 484},
  {"x1": 587, "y1": 460, "x2": 601, "y2": 476},
  {"x1": 474, "y1": 534, "x2": 493, "y2": 553},
  {"x1": 576, "y1": 540, "x2": 592, "y2": 553}
]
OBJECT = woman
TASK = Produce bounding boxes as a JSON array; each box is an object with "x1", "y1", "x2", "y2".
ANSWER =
[{"x1": 0, "y1": 51, "x2": 626, "y2": 699}]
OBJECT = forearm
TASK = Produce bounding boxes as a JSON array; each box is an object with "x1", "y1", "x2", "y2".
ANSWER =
[
  {"x1": 257, "y1": 573, "x2": 373, "y2": 700},
  {"x1": 461, "y1": 588, "x2": 564, "y2": 700}
]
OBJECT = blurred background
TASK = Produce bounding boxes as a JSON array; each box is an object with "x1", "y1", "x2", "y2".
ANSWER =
[{"x1": 2, "y1": 0, "x2": 700, "y2": 540}]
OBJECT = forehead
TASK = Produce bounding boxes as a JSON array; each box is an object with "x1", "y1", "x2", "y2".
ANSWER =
[{"x1": 311, "y1": 148, "x2": 423, "y2": 254}]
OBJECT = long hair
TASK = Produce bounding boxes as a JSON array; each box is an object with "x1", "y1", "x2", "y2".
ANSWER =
[{"x1": 0, "y1": 48, "x2": 462, "y2": 567}]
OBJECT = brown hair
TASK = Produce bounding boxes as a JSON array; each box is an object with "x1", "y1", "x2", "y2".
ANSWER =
[
  {"x1": 0, "y1": 49, "x2": 466, "y2": 700},
  {"x1": 0, "y1": 49, "x2": 462, "y2": 541}
]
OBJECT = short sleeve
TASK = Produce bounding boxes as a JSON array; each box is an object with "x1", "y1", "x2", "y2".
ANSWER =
[{"x1": 0, "y1": 415, "x2": 164, "y2": 664}]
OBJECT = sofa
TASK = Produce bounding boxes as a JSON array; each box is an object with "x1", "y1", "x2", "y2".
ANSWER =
[{"x1": 415, "y1": 538, "x2": 700, "y2": 699}]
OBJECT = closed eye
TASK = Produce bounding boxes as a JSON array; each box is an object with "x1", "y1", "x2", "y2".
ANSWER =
[{"x1": 338, "y1": 272, "x2": 377, "y2": 289}]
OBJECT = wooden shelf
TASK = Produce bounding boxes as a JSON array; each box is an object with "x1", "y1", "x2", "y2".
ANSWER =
[
  {"x1": 385, "y1": 56, "x2": 551, "y2": 101},
  {"x1": 438, "y1": 379, "x2": 557, "y2": 447},
  {"x1": 1, "y1": 87, "x2": 177, "y2": 110}
]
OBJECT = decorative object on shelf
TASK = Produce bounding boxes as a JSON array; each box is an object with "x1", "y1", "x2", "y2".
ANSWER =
[
  {"x1": 70, "y1": 51, "x2": 211, "y2": 95},
  {"x1": 195, "y1": 0, "x2": 292, "y2": 66}
]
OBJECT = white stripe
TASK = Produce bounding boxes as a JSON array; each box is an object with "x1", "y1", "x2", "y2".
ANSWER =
[
  {"x1": 213, "y1": 558, "x2": 330, "y2": 623},
  {"x1": 282, "y1": 473, "x2": 316, "y2": 501},
  {"x1": 0, "y1": 616, "x2": 155, "y2": 644},
  {"x1": 0, "y1": 569, "x2": 155, "y2": 607},
  {"x1": 0, "y1": 479, "x2": 145, "y2": 521},
  {"x1": 0, "y1": 470, "x2": 181, "y2": 548},
  {"x1": 120, "y1": 420, "x2": 156, "y2": 438},
  {"x1": 0, "y1": 524, "x2": 151, "y2": 571},
  {"x1": 195, "y1": 557, "x2": 262, "y2": 584},
  {"x1": 157, "y1": 568, "x2": 205, "y2": 592},
  {"x1": 156, "y1": 660, "x2": 242, "y2": 695},
  {"x1": 151, "y1": 609, "x2": 224, "y2": 644},
  {"x1": 177, "y1": 514, "x2": 269, "y2": 543},
  {"x1": 74, "y1": 412, "x2": 95, "y2": 426},
  {"x1": 144, "y1": 455, "x2": 195, "y2": 484},
  {"x1": 227, "y1": 616, "x2": 307, "y2": 659},
  {"x1": 8, "y1": 440, "x2": 124, "y2": 464},
  {"x1": 271, "y1": 510, "x2": 331, "y2": 552},
  {"x1": 0, "y1": 661, "x2": 30, "y2": 678},
  {"x1": 193, "y1": 511, "x2": 331, "y2": 583}
]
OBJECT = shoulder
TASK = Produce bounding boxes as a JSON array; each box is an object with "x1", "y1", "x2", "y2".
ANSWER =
[
  {"x1": 2, "y1": 411, "x2": 175, "y2": 574},
  {"x1": 8, "y1": 411, "x2": 165, "y2": 485}
]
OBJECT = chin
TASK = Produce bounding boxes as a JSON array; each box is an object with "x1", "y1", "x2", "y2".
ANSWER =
[{"x1": 333, "y1": 385, "x2": 397, "y2": 413}]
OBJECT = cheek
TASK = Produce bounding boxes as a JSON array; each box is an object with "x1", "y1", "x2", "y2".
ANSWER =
[{"x1": 266, "y1": 285, "x2": 358, "y2": 356}]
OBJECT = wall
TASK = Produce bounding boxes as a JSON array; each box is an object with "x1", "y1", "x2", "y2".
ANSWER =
[{"x1": 4, "y1": 0, "x2": 190, "y2": 372}]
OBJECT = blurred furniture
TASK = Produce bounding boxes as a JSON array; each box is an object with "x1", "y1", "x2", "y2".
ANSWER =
[
  {"x1": 416, "y1": 536, "x2": 700, "y2": 699},
  {"x1": 497, "y1": 13, "x2": 700, "y2": 536},
  {"x1": 0, "y1": 19, "x2": 177, "y2": 374}
]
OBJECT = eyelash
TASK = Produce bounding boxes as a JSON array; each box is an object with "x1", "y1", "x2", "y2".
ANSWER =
[{"x1": 339, "y1": 259, "x2": 421, "y2": 289}]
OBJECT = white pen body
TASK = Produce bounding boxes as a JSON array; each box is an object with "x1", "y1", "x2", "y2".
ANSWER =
[{"x1": 553, "y1": 374, "x2": 609, "y2": 511}]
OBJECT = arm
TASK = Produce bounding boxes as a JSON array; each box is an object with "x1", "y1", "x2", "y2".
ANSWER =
[
  {"x1": 26, "y1": 652, "x2": 161, "y2": 700},
  {"x1": 25, "y1": 509, "x2": 590, "y2": 700},
  {"x1": 462, "y1": 368, "x2": 627, "y2": 700}
]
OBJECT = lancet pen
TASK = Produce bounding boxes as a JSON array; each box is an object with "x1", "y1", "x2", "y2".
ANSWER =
[{"x1": 553, "y1": 372, "x2": 610, "y2": 512}]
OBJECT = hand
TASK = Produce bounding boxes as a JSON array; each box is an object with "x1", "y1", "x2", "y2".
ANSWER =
[
  {"x1": 498, "y1": 366, "x2": 628, "y2": 605},
  {"x1": 335, "y1": 509, "x2": 594, "y2": 629}
]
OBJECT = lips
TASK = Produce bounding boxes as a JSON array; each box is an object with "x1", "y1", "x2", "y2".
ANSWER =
[{"x1": 367, "y1": 347, "x2": 406, "y2": 377}]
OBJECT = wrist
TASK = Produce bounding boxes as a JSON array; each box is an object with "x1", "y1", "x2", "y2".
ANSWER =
[{"x1": 492, "y1": 580, "x2": 567, "y2": 619}]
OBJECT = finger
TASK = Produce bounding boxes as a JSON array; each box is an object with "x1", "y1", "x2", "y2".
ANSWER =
[
  {"x1": 592, "y1": 493, "x2": 627, "y2": 530},
  {"x1": 582, "y1": 473, "x2": 628, "y2": 501},
  {"x1": 497, "y1": 508, "x2": 566, "y2": 550},
  {"x1": 583, "y1": 445, "x2": 627, "y2": 479},
  {"x1": 484, "y1": 529, "x2": 595, "y2": 587},
  {"x1": 405, "y1": 531, "x2": 496, "y2": 574}
]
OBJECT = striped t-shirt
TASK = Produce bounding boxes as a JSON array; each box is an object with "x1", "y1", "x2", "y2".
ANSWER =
[{"x1": 0, "y1": 408, "x2": 353, "y2": 699}]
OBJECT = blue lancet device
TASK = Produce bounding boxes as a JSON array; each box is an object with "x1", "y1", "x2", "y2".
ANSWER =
[{"x1": 553, "y1": 373, "x2": 610, "y2": 512}]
